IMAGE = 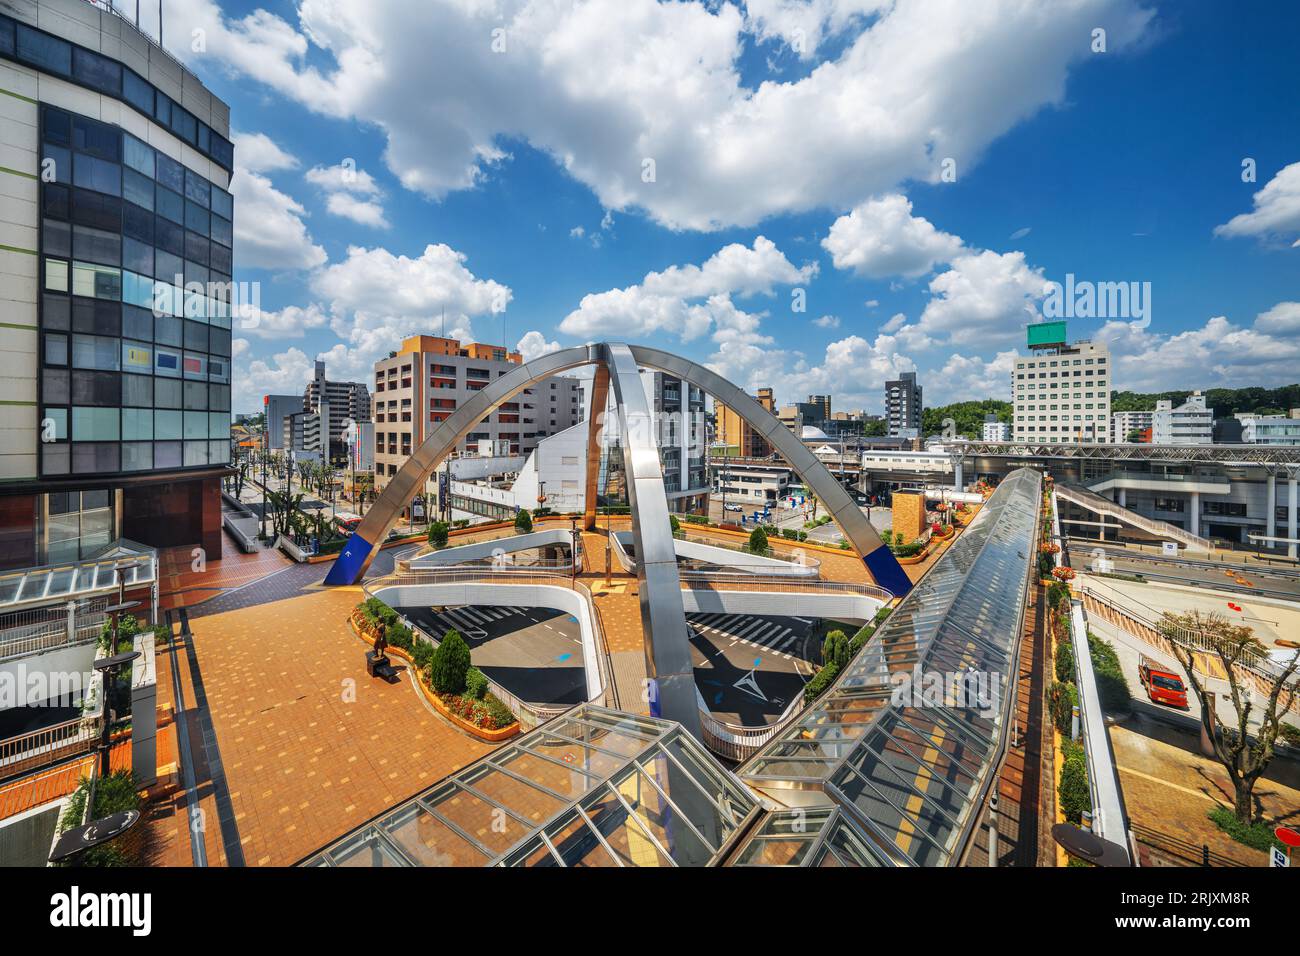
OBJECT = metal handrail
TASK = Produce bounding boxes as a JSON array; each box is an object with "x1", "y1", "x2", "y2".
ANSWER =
[
  {"x1": 679, "y1": 572, "x2": 894, "y2": 601},
  {"x1": 695, "y1": 690, "x2": 806, "y2": 763},
  {"x1": 0, "y1": 718, "x2": 96, "y2": 781},
  {"x1": 1056, "y1": 482, "x2": 1214, "y2": 552}
]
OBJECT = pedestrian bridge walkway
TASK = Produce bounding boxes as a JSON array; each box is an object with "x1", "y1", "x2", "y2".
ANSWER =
[{"x1": 1056, "y1": 482, "x2": 1215, "y2": 553}]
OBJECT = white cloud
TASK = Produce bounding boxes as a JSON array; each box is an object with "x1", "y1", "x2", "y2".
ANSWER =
[
  {"x1": 232, "y1": 131, "x2": 300, "y2": 173},
  {"x1": 1214, "y1": 162, "x2": 1300, "y2": 243},
  {"x1": 1096, "y1": 302, "x2": 1300, "y2": 392},
  {"x1": 235, "y1": 302, "x2": 331, "y2": 339},
  {"x1": 926, "y1": 349, "x2": 1019, "y2": 405},
  {"x1": 324, "y1": 192, "x2": 390, "y2": 228},
  {"x1": 169, "y1": 0, "x2": 1156, "y2": 231},
  {"x1": 823, "y1": 194, "x2": 964, "y2": 279},
  {"x1": 744, "y1": 0, "x2": 888, "y2": 60},
  {"x1": 813, "y1": 315, "x2": 840, "y2": 328},
  {"x1": 569, "y1": 226, "x2": 585, "y2": 238},
  {"x1": 911, "y1": 250, "x2": 1046, "y2": 346},
  {"x1": 232, "y1": 344, "x2": 314, "y2": 412},
  {"x1": 230, "y1": 168, "x2": 328, "y2": 271},
  {"x1": 559, "y1": 236, "x2": 815, "y2": 340},
  {"x1": 516, "y1": 330, "x2": 562, "y2": 361},
  {"x1": 881, "y1": 312, "x2": 906, "y2": 333}
]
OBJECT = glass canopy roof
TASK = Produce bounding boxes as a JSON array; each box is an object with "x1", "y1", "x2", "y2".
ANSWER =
[
  {"x1": 0, "y1": 540, "x2": 156, "y2": 611},
  {"x1": 303, "y1": 705, "x2": 760, "y2": 867},
  {"x1": 737, "y1": 468, "x2": 1042, "y2": 867}
]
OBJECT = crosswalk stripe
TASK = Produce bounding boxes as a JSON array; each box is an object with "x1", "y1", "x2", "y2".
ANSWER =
[
  {"x1": 750, "y1": 622, "x2": 781, "y2": 645},
  {"x1": 773, "y1": 628, "x2": 796, "y2": 651},
  {"x1": 734, "y1": 619, "x2": 766, "y2": 639}
]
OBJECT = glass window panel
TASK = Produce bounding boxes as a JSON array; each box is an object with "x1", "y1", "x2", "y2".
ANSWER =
[
  {"x1": 155, "y1": 152, "x2": 184, "y2": 193},
  {"x1": 72, "y1": 442, "x2": 119, "y2": 474},
  {"x1": 72, "y1": 116, "x2": 120, "y2": 162},
  {"x1": 208, "y1": 412, "x2": 229, "y2": 439},
  {"x1": 207, "y1": 356, "x2": 229, "y2": 384},
  {"x1": 42, "y1": 218, "x2": 71, "y2": 257},
  {"x1": 184, "y1": 201, "x2": 210, "y2": 235},
  {"x1": 184, "y1": 320, "x2": 209, "y2": 353},
  {"x1": 185, "y1": 260, "x2": 209, "y2": 288},
  {"x1": 155, "y1": 347, "x2": 182, "y2": 378},
  {"x1": 71, "y1": 334, "x2": 119, "y2": 371},
  {"x1": 183, "y1": 381, "x2": 208, "y2": 410},
  {"x1": 72, "y1": 48, "x2": 121, "y2": 96},
  {"x1": 42, "y1": 444, "x2": 69, "y2": 476},
  {"x1": 185, "y1": 232, "x2": 210, "y2": 266},
  {"x1": 43, "y1": 106, "x2": 71, "y2": 146},
  {"x1": 43, "y1": 368, "x2": 69, "y2": 404},
  {"x1": 47, "y1": 512, "x2": 79, "y2": 561},
  {"x1": 154, "y1": 410, "x2": 182, "y2": 440},
  {"x1": 121, "y1": 373, "x2": 152, "y2": 408},
  {"x1": 122, "y1": 340, "x2": 152, "y2": 372},
  {"x1": 182, "y1": 440, "x2": 208, "y2": 467},
  {"x1": 209, "y1": 242, "x2": 232, "y2": 274},
  {"x1": 70, "y1": 370, "x2": 119, "y2": 406},
  {"x1": 122, "y1": 201, "x2": 153, "y2": 243},
  {"x1": 122, "y1": 134, "x2": 155, "y2": 177},
  {"x1": 72, "y1": 406, "x2": 120, "y2": 441},
  {"x1": 122, "y1": 442, "x2": 152, "y2": 471},
  {"x1": 122, "y1": 69, "x2": 153, "y2": 115},
  {"x1": 70, "y1": 189, "x2": 120, "y2": 230},
  {"x1": 42, "y1": 182, "x2": 70, "y2": 219},
  {"x1": 156, "y1": 185, "x2": 183, "y2": 224},
  {"x1": 43, "y1": 293, "x2": 70, "y2": 331},
  {"x1": 121, "y1": 270, "x2": 154, "y2": 310},
  {"x1": 153, "y1": 92, "x2": 171, "y2": 128},
  {"x1": 171, "y1": 107, "x2": 197, "y2": 145},
  {"x1": 45, "y1": 331, "x2": 68, "y2": 366},
  {"x1": 210, "y1": 187, "x2": 233, "y2": 220},
  {"x1": 155, "y1": 217, "x2": 184, "y2": 257},
  {"x1": 208, "y1": 384, "x2": 230, "y2": 412},
  {"x1": 208, "y1": 328, "x2": 231, "y2": 358},
  {"x1": 73, "y1": 153, "x2": 120, "y2": 196},
  {"x1": 197, "y1": 123, "x2": 210, "y2": 154},
  {"x1": 209, "y1": 440, "x2": 228, "y2": 466},
  {"x1": 122, "y1": 168, "x2": 154, "y2": 211},
  {"x1": 122, "y1": 407, "x2": 153, "y2": 440},
  {"x1": 17, "y1": 25, "x2": 70, "y2": 76},
  {"x1": 71, "y1": 297, "x2": 120, "y2": 336},
  {"x1": 122, "y1": 237, "x2": 153, "y2": 277},
  {"x1": 45, "y1": 258, "x2": 68, "y2": 292},
  {"x1": 41, "y1": 143, "x2": 70, "y2": 184},
  {"x1": 155, "y1": 378, "x2": 181, "y2": 409},
  {"x1": 42, "y1": 407, "x2": 67, "y2": 443},
  {"x1": 71, "y1": 262, "x2": 121, "y2": 300},
  {"x1": 184, "y1": 169, "x2": 210, "y2": 208},
  {"x1": 183, "y1": 352, "x2": 207, "y2": 380},
  {"x1": 209, "y1": 214, "x2": 232, "y2": 248},
  {"x1": 0, "y1": 17, "x2": 13, "y2": 57},
  {"x1": 210, "y1": 135, "x2": 233, "y2": 170},
  {"x1": 154, "y1": 440, "x2": 181, "y2": 469},
  {"x1": 154, "y1": 315, "x2": 182, "y2": 349},
  {"x1": 155, "y1": 249, "x2": 184, "y2": 285},
  {"x1": 72, "y1": 225, "x2": 120, "y2": 266}
]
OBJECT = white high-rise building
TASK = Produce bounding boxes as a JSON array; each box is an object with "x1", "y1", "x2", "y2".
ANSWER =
[
  {"x1": 1012, "y1": 326, "x2": 1111, "y2": 444},
  {"x1": 1111, "y1": 410, "x2": 1153, "y2": 443},
  {"x1": 1153, "y1": 391, "x2": 1213, "y2": 445}
]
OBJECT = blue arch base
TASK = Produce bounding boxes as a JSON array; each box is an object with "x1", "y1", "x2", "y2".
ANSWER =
[
  {"x1": 324, "y1": 533, "x2": 375, "y2": 586},
  {"x1": 863, "y1": 545, "x2": 913, "y2": 598}
]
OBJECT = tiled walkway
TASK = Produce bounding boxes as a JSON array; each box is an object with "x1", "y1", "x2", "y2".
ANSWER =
[{"x1": 145, "y1": 587, "x2": 495, "y2": 866}]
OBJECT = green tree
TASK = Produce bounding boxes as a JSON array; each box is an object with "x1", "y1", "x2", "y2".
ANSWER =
[
  {"x1": 514, "y1": 508, "x2": 533, "y2": 534},
  {"x1": 821, "y1": 629, "x2": 850, "y2": 669},
  {"x1": 669, "y1": 514, "x2": 681, "y2": 536},
  {"x1": 747, "y1": 525, "x2": 769, "y2": 555},
  {"x1": 427, "y1": 520, "x2": 449, "y2": 548},
  {"x1": 429, "y1": 629, "x2": 472, "y2": 694}
]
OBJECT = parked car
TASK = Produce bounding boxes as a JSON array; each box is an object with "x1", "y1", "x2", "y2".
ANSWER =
[{"x1": 1138, "y1": 654, "x2": 1188, "y2": 708}]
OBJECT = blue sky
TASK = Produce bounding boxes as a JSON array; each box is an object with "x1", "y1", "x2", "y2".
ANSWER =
[{"x1": 138, "y1": 0, "x2": 1299, "y2": 414}]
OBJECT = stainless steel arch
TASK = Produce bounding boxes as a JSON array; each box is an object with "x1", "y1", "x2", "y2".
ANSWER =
[
  {"x1": 624, "y1": 345, "x2": 913, "y2": 597},
  {"x1": 326, "y1": 343, "x2": 700, "y2": 736}
]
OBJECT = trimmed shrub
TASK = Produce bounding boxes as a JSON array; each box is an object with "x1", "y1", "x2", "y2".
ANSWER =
[
  {"x1": 747, "y1": 526, "x2": 769, "y2": 555},
  {"x1": 1088, "y1": 633, "x2": 1131, "y2": 713},
  {"x1": 427, "y1": 520, "x2": 449, "y2": 548},
  {"x1": 514, "y1": 508, "x2": 533, "y2": 534},
  {"x1": 412, "y1": 640, "x2": 434, "y2": 672},
  {"x1": 57, "y1": 770, "x2": 143, "y2": 866},
  {"x1": 1058, "y1": 739, "x2": 1090, "y2": 824},
  {"x1": 1047, "y1": 581, "x2": 1071, "y2": 610},
  {"x1": 821, "y1": 629, "x2": 850, "y2": 670},
  {"x1": 484, "y1": 693, "x2": 515, "y2": 729},
  {"x1": 804, "y1": 661, "x2": 840, "y2": 703},
  {"x1": 1048, "y1": 680, "x2": 1078, "y2": 737},
  {"x1": 430, "y1": 629, "x2": 471, "y2": 694},
  {"x1": 386, "y1": 622, "x2": 414, "y2": 652},
  {"x1": 465, "y1": 666, "x2": 489, "y2": 701},
  {"x1": 1208, "y1": 805, "x2": 1285, "y2": 852},
  {"x1": 1055, "y1": 636, "x2": 1075, "y2": 683},
  {"x1": 669, "y1": 514, "x2": 681, "y2": 536}
]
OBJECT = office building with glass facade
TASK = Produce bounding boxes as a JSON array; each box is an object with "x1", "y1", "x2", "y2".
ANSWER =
[{"x1": 0, "y1": 0, "x2": 234, "y2": 569}]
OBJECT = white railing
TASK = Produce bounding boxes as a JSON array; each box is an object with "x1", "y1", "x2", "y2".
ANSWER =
[
  {"x1": 695, "y1": 689, "x2": 806, "y2": 763},
  {"x1": 0, "y1": 600, "x2": 107, "y2": 663},
  {"x1": 0, "y1": 718, "x2": 97, "y2": 782},
  {"x1": 1055, "y1": 483, "x2": 1214, "y2": 552}
]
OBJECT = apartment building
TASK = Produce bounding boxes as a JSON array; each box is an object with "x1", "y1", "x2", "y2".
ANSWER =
[
  {"x1": 303, "y1": 360, "x2": 369, "y2": 462},
  {"x1": 1012, "y1": 323, "x2": 1111, "y2": 444},
  {"x1": 1111, "y1": 410, "x2": 1153, "y2": 443},
  {"x1": 1236, "y1": 411, "x2": 1300, "y2": 445},
  {"x1": 371, "y1": 335, "x2": 582, "y2": 495},
  {"x1": 1152, "y1": 391, "x2": 1213, "y2": 445},
  {"x1": 713, "y1": 386, "x2": 774, "y2": 458},
  {"x1": 885, "y1": 371, "x2": 922, "y2": 438},
  {"x1": 981, "y1": 417, "x2": 1011, "y2": 442},
  {"x1": 639, "y1": 370, "x2": 709, "y2": 513},
  {"x1": 0, "y1": 0, "x2": 236, "y2": 568}
]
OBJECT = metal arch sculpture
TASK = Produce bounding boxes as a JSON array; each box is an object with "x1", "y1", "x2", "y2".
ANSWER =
[{"x1": 326, "y1": 342, "x2": 910, "y2": 733}]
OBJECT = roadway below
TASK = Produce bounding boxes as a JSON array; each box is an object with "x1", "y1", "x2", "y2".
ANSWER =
[
  {"x1": 688, "y1": 612, "x2": 860, "y2": 726},
  {"x1": 1073, "y1": 541, "x2": 1300, "y2": 601},
  {"x1": 398, "y1": 604, "x2": 587, "y2": 707}
]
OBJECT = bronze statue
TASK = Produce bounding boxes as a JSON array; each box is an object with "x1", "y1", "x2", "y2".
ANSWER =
[{"x1": 373, "y1": 630, "x2": 388, "y2": 661}]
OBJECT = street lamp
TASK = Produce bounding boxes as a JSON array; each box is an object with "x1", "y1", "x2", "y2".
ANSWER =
[{"x1": 569, "y1": 517, "x2": 579, "y2": 587}]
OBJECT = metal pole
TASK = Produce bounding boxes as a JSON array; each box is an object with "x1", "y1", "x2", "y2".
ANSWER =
[{"x1": 987, "y1": 791, "x2": 999, "y2": 866}]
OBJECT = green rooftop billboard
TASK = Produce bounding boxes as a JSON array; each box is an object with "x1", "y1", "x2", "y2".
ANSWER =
[{"x1": 1027, "y1": 320, "x2": 1067, "y2": 348}]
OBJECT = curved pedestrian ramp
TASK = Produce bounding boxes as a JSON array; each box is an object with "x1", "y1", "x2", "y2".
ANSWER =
[
  {"x1": 300, "y1": 471, "x2": 1043, "y2": 867},
  {"x1": 1056, "y1": 482, "x2": 1214, "y2": 553}
]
